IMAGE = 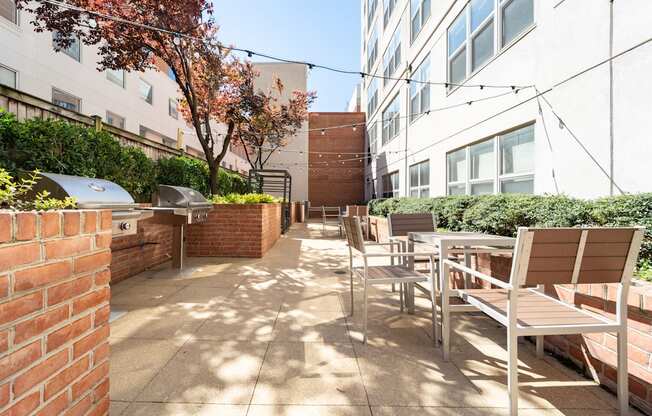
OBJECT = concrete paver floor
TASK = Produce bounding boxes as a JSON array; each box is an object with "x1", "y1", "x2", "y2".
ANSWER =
[{"x1": 109, "y1": 223, "x2": 640, "y2": 416}]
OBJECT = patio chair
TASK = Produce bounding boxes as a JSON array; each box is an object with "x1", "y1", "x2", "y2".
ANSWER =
[
  {"x1": 443, "y1": 227, "x2": 645, "y2": 415},
  {"x1": 346, "y1": 205, "x2": 370, "y2": 239},
  {"x1": 322, "y1": 206, "x2": 343, "y2": 237},
  {"x1": 387, "y1": 213, "x2": 437, "y2": 294},
  {"x1": 342, "y1": 215, "x2": 438, "y2": 344}
]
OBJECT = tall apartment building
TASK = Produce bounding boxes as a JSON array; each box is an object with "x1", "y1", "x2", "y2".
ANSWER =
[
  {"x1": 0, "y1": 0, "x2": 252, "y2": 174},
  {"x1": 361, "y1": 0, "x2": 652, "y2": 200}
]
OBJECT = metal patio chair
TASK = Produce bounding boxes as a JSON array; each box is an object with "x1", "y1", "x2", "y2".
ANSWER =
[
  {"x1": 443, "y1": 226, "x2": 645, "y2": 415},
  {"x1": 342, "y1": 215, "x2": 438, "y2": 344},
  {"x1": 322, "y1": 206, "x2": 343, "y2": 237}
]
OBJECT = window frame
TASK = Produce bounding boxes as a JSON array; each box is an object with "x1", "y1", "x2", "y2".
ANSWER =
[
  {"x1": 446, "y1": 0, "x2": 534, "y2": 87},
  {"x1": 409, "y1": 160, "x2": 430, "y2": 198},
  {"x1": 367, "y1": 0, "x2": 378, "y2": 31},
  {"x1": 381, "y1": 93, "x2": 400, "y2": 146},
  {"x1": 367, "y1": 25, "x2": 379, "y2": 72},
  {"x1": 367, "y1": 78, "x2": 379, "y2": 117},
  {"x1": 383, "y1": 0, "x2": 398, "y2": 28},
  {"x1": 106, "y1": 111, "x2": 126, "y2": 130},
  {"x1": 106, "y1": 69, "x2": 125, "y2": 88},
  {"x1": 168, "y1": 98, "x2": 179, "y2": 119},
  {"x1": 139, "y1": 78, "x2": 154, "y2": 105},
  {"x1": 409, "y1": 55, "x2": 430, "y2": 123},
  {"x1": 367, "y1": 121, "x2": 378, "y2": 164},
  {"x1": 0, "y1": 63, "x2": 17, "y2": 89},
  {"x1": 0, "y1": 0, "x2": 18, "y2": 25},
  {"x1": 446, "y1": 123, "x2": 535, "y2": 195},
  {"x1": 382, "y1": 171, "x2": 400, "y2": 198},
  {"x1": 52, "y1": 32, "x2": 81, "y2": 62},
  {"x1": 410, "y1": 0, "x2": 431, "y2": 43},
  {"x1": 382, "y1": 28, "x2": 401, "y2": 86},
  {"x1": 52, "y1": 87, "x2": 81, "y2": 112}
]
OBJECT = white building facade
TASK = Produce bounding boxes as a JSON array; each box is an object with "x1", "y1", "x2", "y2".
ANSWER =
[
  {"x1": 0, "y1": 1, "x2": 249, "y2": 173},
  {"x1": 361, "y1": 0, "x2": 652, "y2": 200}
]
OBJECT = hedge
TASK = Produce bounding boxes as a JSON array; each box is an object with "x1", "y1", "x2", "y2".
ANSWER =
[
  {"x1": 368, "y1": 194, "x2": 652, "y2": 277},
  {"x1": 0, "y1": 111, "x2": 249, "y2": 201}
]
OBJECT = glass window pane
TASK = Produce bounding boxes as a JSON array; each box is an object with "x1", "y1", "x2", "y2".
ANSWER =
[
  {"x1": 140, "y1": 79, "x2": 153, "y2": 104},
  {"x1": 169, "y1": 99, "x2": 179, "y2": 119},
  {"x1": 448, "y1": 12, "x2": 466, "y2": 56},
  {"x1": 420, "y1": 84, "x2": 430, "y2": 113},
  {"x1": 0, "y1": 0, "x2": 17, "y2": 24},
  {"x1": 106, "y1": 69, "x2": 125, "y2": 88},
  {"x1": 448, "y1": 184, "x2": 466, "y2": 195},
  {"x1": 449, "y1": 48, "x2": 466, "y2": 85},
  {"x1": 420, "y1": 187, "x2": 430, "y2": 198},
  {"x1": 470, "y1": 140, "x2": 495, "y2": 180},
  {"x1": 502, "y1": 0, "x2": 534, "y2": 46},
  {"x1": 471, "y1": 0, "x2": 494, "y2": 31},
  {"x1": 472, "y1": 20, "x2": 494, "y2": 71},
  {"x1": 447, "y1": 149, "x2": 466, "y2": 182},
  {"x1": 500, "y1": 124, "x2": 534, "y2": 174},
  {"x1": 501, "y1": 177, "x2": 534, "y2": 193},
  {"x1": 53, "y1": 32, "x2": 80, "y2": 61},
  {"x1": 410, "y1": 189, "x2": 419, "y2": 198},
  {"x1": 106, "y1": 111, "x2": 125, "y2": 129},
  {"x1": 410, "y1": 165, "x2": 419, "y2": 188},
  {"x1": 0, "y1": 65, "x2": 16, "y2": 88},
  {"x1": 471, "y1": 181, "x2": 494, "y2": 195},
  {"x1": 52, "y1": 89, "x2": 80, "y2": 112},
  {"x1": 419, "y1": 162, "x2": 430, "y2": 185},
  {"x1": 422, "y1": 0, "x2": 430, "y2": 23}
]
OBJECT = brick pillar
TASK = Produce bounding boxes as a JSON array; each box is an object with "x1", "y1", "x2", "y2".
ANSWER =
[{"x1": 0, "y1": 210, "x2": 112, "y2": 416}]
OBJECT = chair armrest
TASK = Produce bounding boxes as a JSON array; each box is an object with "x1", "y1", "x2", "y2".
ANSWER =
[
  {"x1": 363, "y1": 252, "x2": 437, "y2": 259},
  {"x1": 363, "y1": 242, "x2": 399, "y2": 248},
  {"x1": 443, "y1": 259, "x2": 513, "y2": 290}
]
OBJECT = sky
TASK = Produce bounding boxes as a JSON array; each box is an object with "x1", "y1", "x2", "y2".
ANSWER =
[{"x1": 213, "y1": 0, "x2": 361, "y2": 112}]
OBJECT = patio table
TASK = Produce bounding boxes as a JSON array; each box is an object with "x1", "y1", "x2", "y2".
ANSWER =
[{"x1": 407, "y1": 231, "x2": 516, "y2": 360}]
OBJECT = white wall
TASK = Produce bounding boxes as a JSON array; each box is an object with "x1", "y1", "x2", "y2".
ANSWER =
[{"x1": 361, "y1": 0, "x2": 652, "y2": 200}]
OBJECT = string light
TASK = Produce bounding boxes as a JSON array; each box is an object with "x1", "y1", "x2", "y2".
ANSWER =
[{"x1": 320, "y1": 129, "x2": 325, "y2": 135}]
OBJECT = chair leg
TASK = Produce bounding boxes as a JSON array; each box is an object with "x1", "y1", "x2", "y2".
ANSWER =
[
  {"x1": 617, "y1": 328, "x2": 629, "y2": 415},
  {"x1": 392, "y1": 283, "x2": 395, "y2": 293},
  {"x1": 362, "y1": 280, "x2": 369, "y2": 344},
  {"x1": 507, "y1": 330, "x2": 519, "y2": 415},
  {"x1": 536, "y1": 336, "x2": 544, "y2": 359},
  {"x1": 399, "y1": 283, "x2": 404, "y2": 313},
  {"x1": 349, "y1": 266, "x2": 354, "y2": 318},
  {"x1": 430, "y1": 286, "x2": 438, "y2": 347}
]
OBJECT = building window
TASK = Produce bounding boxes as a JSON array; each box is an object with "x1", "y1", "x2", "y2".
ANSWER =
[
  {"x1": 52, "y1": 88, "x2": 81, "y2": 112},
  {"x1": 409, "y1": 160, "x2": 430, "y2": 198},
  {"x1": 106, "y1": 69, "x2": 125, "y2": 88},
  {"x1": 383, "y1": 29, "x2": 401, "y2": 85},
  {"x1": 367, "y1": 26, "x2": 378, "y2": 72},
  {"x1": 383, "y1": 0, "x2": 397, "y2": 27},
  {"x1": 367, "y1": 121, "x2": 377, "y2": 161},
  {"x1": 167, "y1": 67, "x2": 176, "y2": 81},
  {"x1": 410, "y1": 0, "x2": 431, "y2": 42},
  {"x1": 367, "y1": 0, "x2": 377, "y2": 29},
  {"x1": 139, "y1": 79, "x2": 153, "y2": 104},
  {"x1": 53, "y1": 32, "x2": 81, "y2": 62},
  {"x1": 367, "y1": 78, "x2": 378, "y2": 116},
  {"x1": 106, "y1": 111, "x2": 125, "y2": 129},
  {"x1": 381, "y1": 94, "x2": 400, "y2": 146},
  {"x1": 169, "y1": 98, "x2": 179, "y2": 119},
  {"x1": 447, "y1": 0, "x2": 533, "y2": 86},
  {"x1": 446, "y1": 123, "x2": 534, "y2": 195},
  {"x1": 409, "y1": 55, "x2": 430, "y2": 122},
  {"x1": 0, "y1": 0, "x2": 17, "y2": 24},
  {"x1": 140, "y1": 125, "x2": 175, "y2": 147},
  {"x1": 0, "y1": 64, "x2": 16, "y2": 88},
  {"x1": 382, "y1": 171, "x2": 400, "y2": 198}
]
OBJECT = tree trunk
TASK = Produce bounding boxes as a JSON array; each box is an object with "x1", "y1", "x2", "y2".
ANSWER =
[{"x1": 208, "y1": 161, "x2": 220, "y2": 196}]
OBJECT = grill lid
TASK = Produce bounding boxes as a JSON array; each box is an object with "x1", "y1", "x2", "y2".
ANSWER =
[
  {"x1": 155, "y1": 185, "x2": 211, "y2": 209},
  {"x1": 30, "y1": 172, "x2": 136, "y2": 210}
]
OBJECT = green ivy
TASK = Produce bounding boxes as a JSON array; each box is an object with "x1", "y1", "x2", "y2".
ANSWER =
[{"x1": 211, "y1": 193, "x2": 280, "y2": 204}]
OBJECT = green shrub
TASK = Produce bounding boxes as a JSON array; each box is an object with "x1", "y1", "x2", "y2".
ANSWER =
[
  {"x1": 0, "y1": 111, "x2": 157, "y2": 202},
  {"x1": 211, "y1": 193, "x2": 279, "y2": 204},
  {"x1": 156, "y1": 156, "x2": 250, "y2": 196},
  {"x1": 367, "y1": 194, "x2": 651, "y2": 273},
  {"x1": 0, "y1": 169, "x2": 76, "y2": 211}
]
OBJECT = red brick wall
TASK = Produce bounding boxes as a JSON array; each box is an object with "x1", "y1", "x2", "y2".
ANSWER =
[
  {"x1": 110, "y1": 218, "x2": 174, "y2": 284},
  {"x1": 185, "y1": 204, "x2": 282, "y2": 258},
  {"x1": 309, "y1": 112, "x2": 366, "y2": 207},
  {"x1": 0, "y1": 210, "x2": 111, "y2": 416}
]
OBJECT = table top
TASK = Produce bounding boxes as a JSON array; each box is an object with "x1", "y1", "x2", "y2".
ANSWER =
[{"x1": 407, "y1": 231, "x2": 516, "y2": 246}]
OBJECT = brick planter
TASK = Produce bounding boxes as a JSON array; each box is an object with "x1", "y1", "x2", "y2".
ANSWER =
[
  {"x1": 0, "y1": 210, "x2": 111, "y2": 416},
  {"x1": 185, "y1": 203, "x2": 282, "y2": 258}
]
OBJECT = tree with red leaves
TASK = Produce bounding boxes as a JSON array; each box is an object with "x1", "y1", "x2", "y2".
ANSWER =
[
  {"x1": 233, "y1": 77, "x2": 316, "y2": 171},
  {"x1": 16, "y1": 0, "x2": 273, "y2": 195}
]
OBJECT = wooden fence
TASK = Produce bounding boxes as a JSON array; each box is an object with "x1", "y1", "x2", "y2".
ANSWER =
[{"x1": 0, "y1": 84, "x2": 187, "y2": 161}]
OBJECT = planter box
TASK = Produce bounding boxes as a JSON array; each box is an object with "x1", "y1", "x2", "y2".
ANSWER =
[
  {"x1": 185, "y1": 203, "x2": 282, "y2": 258},
  {"x1": 0, "y1": 209, "x2": 111, "y2": 416}
]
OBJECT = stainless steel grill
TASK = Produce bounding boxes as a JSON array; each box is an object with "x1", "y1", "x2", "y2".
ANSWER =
[
  {"x1": 29, "y1": 172, "x2": 151, "y2": 237},
  {"x1": 147, "y1": 185, "x2": 213, "y2": 269}
]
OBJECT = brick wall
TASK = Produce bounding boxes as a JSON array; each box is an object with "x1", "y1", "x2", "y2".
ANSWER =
[
  {"x1": 110, "y1": 218, "x2": 174, "y2": 284},
  {"x1": 186, "y1": 204, "x2": 282, "y2": 258},
  {"x1": 309, "y1": 112, "x2": 366, "y2": 207},
  {"x1": 0, "y1": 210, "x2": 111, "y2": 416}
]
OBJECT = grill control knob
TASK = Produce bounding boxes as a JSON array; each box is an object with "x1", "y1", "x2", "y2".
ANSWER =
[{"x1": 119, "y1": 222, "x2": 131, "y2": 231}]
